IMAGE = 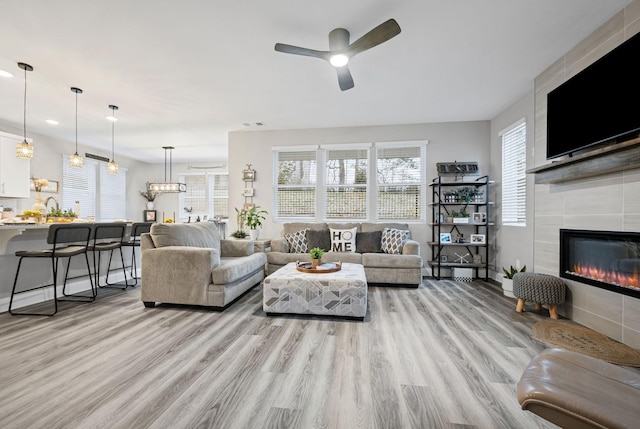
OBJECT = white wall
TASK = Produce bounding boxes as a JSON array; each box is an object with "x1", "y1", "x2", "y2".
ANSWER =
[
  {"x1": 228, "y1": 121, "x2": 492, "y2": 276},
  {"x1": 490, "y1": 91, "x2": 536, "y2": 283}
]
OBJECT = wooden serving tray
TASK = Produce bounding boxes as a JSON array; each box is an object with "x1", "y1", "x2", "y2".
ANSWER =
[{"x1": 296, "y1": 261, "x2": 342, "y2": 274}]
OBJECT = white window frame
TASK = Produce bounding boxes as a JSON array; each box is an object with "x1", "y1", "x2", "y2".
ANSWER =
[
  {"x1": 501, "y1": 119, "x2": 527, "y2": 227},
  {"x1": 272, "y1": 146, "x2": 318, "y2": 221},
  {"x1": 272, "y1": 141, "x2": 427, "y2": 223},
  {"x1": 62, "y1": 155, "x2": 127, "y2": 221}
]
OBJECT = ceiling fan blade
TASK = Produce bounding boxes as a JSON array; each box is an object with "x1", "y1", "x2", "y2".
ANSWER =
[
  {"x1": 336, "y1": 65, "x2": 354, "y2": 91},
  {"x1": 274, "y1": 43, "x2": 330, "y2": 61},
  {"x1": 347, "y1": 18, "x2": 401, "y2": 57}
]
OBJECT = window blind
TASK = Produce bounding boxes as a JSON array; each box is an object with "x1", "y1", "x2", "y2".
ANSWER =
[
  {"x1": 324, "y1": 148, "x2": 368, "y2": 219},
  {"x1": 501, "y1": 120, "x2": 527, "y2": 226},
  {"x1": 274, "y1": 150, "x2": 317, "y2": 219},
  {"x1": 178, "y1": 173, "x2": 229, "y2": 220},
  {"x1": 376, "y1": 145, "x2": 422, "y2": 220},
  {"x1": 99, "y1": 163, "x2": 126, "y2": 221},
  {"x1": 62, "y1": 155, "x2": 97, "y2": 217}
]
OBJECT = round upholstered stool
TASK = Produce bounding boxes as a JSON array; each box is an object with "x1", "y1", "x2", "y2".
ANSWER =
[{"x1": 513, "y1": 272, "x2": 566, "y2": 319}]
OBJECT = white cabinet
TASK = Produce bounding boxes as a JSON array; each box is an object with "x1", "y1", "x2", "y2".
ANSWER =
[{"x1": 0, "y1": 131, "x2": 31, "y2": 198}]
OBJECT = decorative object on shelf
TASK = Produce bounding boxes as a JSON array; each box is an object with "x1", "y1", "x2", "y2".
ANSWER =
[
  {"x1": 143, "y1": 210, "x2": 157, "y2": 222},
  {"x1": 440, "y1": 254, "x2": 448, "y2": 263},
  {"x1": 473, "y1": 254, "x2": 482, "y2": 265},
  {"x1": 309, "y1": 247, "x2": 325, "y2": 269},
  {"x1": 69, "y1": 87, "x2": 83, "y2": 168},
  {"x1": 16, "y1": 62, "x2": 34, "y2": 159},
  {"x1": 2, "y1": 207, "x2": 15, "y2": 219},
  {"x1": 242, "y1": 164, "x2": 256, "y2": 181},
  {"x1": 246, "y1": 205, "x2": 268, "y2": 240},
  {"x1": 30, "y1": 178, "x2": 58, "y2": 193},
  {"x1": 470, "y1": 234, "x2": 485, "y2": 244},
  {"x1": 106, "y1": 105, "x2": 119, "y2": 174},
  {"x1": 243, "y1": 188, "x2": 255, "y2": 197},
  {"x1": 436, "y1": 162, "x2": 479, "y2": 179},
  {"x1": 439, "y1": 232, "x2": 452, "y2": 243},
  {"x1": 453, "y1": 252, "x2": 470, "y2": 264},
  {"x1": 139, "y1": 182, "x2": 160, "y2": 209},
  {"x1": 149, "y1": 146, "x2": 187, "y2": 192},
  {"x1": 451, "y1": 209, "x2": 470, "y2": 223},
  {"x1": 472, "y1": 212, "x2": 487, "y2": 224}
]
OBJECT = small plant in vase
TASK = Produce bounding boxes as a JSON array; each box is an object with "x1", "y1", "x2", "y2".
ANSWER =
[
  {"x1": 246, "y1": 206, "x2": 268, "y2": 240},
  {"x1": 502, "y1": 264, "x2": 527, "y2": 297},
  {"x1": 309, "y1": 247, "x2": 325, "y2": 269},
  {"x1": 139, "y1": 182, "x2": 160, "y2": 209}
]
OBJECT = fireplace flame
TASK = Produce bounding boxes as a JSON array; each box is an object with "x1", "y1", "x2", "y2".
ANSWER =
[{"x1": 571, "y1": 263, "x2": 640, "y2": 289}]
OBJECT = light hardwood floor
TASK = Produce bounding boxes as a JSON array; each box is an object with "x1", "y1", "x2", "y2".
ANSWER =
[{"x1": 0, "y1": 278, "x2": 558, "y2": 429}]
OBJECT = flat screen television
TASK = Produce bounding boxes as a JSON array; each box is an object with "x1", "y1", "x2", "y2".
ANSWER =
[{"x1": 546, "y1": 31, "x2": 640, "y2": 160}]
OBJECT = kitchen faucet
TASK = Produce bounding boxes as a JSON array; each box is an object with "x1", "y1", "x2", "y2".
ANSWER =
[{"x1": 45, "y1": 196, "x2": 59, "y2": 212}]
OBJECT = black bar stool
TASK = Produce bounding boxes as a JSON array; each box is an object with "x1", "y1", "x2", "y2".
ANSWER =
[
  {"x1": 9, "y1": 223, "x2": 95, "y2": 316},
  {"x1": 120, "y1": 222, "x2": 152, "y2": 285},
  {"x1": 89, "y1": 222, "x2": 132, "y2": 290}
]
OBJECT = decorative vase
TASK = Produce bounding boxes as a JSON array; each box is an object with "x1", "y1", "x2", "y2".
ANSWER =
[
  {"x1": 146, "y1": 201, "x2": 154, "y2": 210},
  {"x1": 32, "y1": 192, "x2": 47, "y2": 215},
  {"x1": 311, "y1": 258, "x2": 320, "y2": 269},
  {"x1": 249, "y1": 229, "x2": 259, "y2": 240}
]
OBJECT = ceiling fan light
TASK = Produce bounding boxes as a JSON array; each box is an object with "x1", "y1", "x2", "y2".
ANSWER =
[{"x1": 330, "y1": 54, "x2": 349, "y2": 67}]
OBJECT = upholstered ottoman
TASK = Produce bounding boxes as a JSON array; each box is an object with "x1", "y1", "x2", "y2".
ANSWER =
[
  {"x1": 513, "y1": 272, "x2": 566, "y2": 319},
  {"x1": 517, "y1": 347, "x2": 640, "y2": 429},
  {"x1": 263, "y1": 262, "x2": 367, "y2": 319}
]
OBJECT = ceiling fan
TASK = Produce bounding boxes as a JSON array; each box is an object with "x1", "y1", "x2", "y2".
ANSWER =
[{"x1": 274, "y1": 18, "x2": 401, "y2": 91}]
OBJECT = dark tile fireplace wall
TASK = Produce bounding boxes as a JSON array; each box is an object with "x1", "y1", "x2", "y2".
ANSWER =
[{"x1": 560, "y1": 229, "x2": 640, "y2": 299}]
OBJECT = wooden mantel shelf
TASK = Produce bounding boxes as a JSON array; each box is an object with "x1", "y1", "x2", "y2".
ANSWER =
[{"x1": 527, "y1": 137, "x2": 640, "y2": 184}]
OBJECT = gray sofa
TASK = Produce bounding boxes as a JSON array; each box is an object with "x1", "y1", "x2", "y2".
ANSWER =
[
  {"x1": 267, "y1": 222, "x2": 423, "y2": 287},
  {"x1": 140, "y1": 222, "x2": 267, "y2": 310}
]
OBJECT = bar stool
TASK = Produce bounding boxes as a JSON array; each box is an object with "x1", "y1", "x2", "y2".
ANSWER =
[
  {"x1": 9, "y1": 223, "x2": 95, "y2": 316},
  {"x1": 120, "y1": 222, "x2": 152, "y2": 285},
  {"x1": 89, "y1": 222, "x2": 132, "y2": 290}
]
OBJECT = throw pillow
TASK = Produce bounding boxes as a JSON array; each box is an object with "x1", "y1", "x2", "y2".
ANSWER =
[
  {"x1": 356, "y1": 230, "x2": 383, "y2": 253},
  {"x1": 306, "y1": 229, "x2": 331, "y2": 253},
  {"x1": 284, "y1": 228, "x2": 309, "y2": 253},
  {"x1": 330, "y1": 227, "x2": 357, "y2": 252},
  {"x1": 381, "y1": 227, "x2": 409, "y2": 254}
]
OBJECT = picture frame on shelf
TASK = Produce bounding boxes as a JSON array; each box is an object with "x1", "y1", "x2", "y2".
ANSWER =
[
  {"x1": 470, "y1": 234, "x2": 486, "y2": 244},
  {"x1": 473, "y1": 254, "x2": 482, "y2": 264},
  {"x1": 440, "y1": 232, "x2": 452, "y2": 243},
  {"x1": 30, "y1": 179, "x2": 59, "y2": 193},
  {"x1": 143, "y1": 210, "x2": 157, "y2": 222},
  {"x1": 472, "y1": 212, "x2": 486, "y2": 224},
  {"x1": 243, "y1": 187, "x2": 255, "y2": 197}
]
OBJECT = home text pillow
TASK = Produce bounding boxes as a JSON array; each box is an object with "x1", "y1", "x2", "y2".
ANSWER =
[
  {"x1": 330, "y1": 227, "x2": 357, "y2": 252},
  {"x1": 381, "y1": 227, "x2": 409, "y2": 254},
  {"x1": 356, "y1": 230, "x2": 383, "y2": 253},
  {"x1": 284, "y1": 228, "x2": 309, "y2": 253}
]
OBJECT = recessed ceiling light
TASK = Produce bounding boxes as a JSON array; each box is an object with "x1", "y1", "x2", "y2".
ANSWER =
[
  {"x1": 46, "y1": 119, "x2": 58, "y2": 125},
  {"x1": 0, "y1": 69, "x2": 13, "y2": 78}
]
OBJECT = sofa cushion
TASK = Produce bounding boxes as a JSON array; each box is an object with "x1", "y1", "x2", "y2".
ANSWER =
[
  {"x1": 285, "y1": 228, "x2": 309, "y2": 253},
  {"x1": 381, "y1": 227, "x2": 409, "y2": 254},
  {"x1": 307, "y1": 229, "x2": 331, "y2": 252},
  {"x1": 150, "y1": 222, "x2": 220, "y2": 249},
  {"x1": 356, "y1": 231, "x2": 382, "y2": 253},
  {"x1": 330, "y1": 227, "x2": 357, "y2": 252},
  {"x1": 212, "y1": 253, "x2": 267, "y2": 284}
]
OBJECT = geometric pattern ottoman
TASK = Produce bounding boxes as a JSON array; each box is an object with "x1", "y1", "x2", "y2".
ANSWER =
[
  {"x1": 263, "y1": 262, "x2": 367, "y2": 320},
  {"x1": 513, "y1": 272, "x2": 566, "y2": 319}
]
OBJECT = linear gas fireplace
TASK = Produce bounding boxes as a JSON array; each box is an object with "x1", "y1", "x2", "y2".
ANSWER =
[{"x1": 560, "y1": 229, "x2": 640, "y2": 299}]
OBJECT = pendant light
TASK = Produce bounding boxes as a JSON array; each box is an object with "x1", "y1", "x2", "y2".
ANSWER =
[
  {"x1": 107, "y1": 105, "x2": 119, "y2": 174},
  {"x1": 69, "y1": 87, "x2": 83, "y2": 168},
  {"x1": 16, "y1": 62, "x2": 34, "y2": 159},
  {"x1": 149, "y1": 146, "x2": 186, "y2": 193}
]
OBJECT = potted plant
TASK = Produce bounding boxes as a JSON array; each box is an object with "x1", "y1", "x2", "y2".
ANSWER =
[
  {"x1": 246, "y1": 206, "x2": 268, "y2": 240},
  {"x1": 451, "y1": 209, "x2": 470, "y2": 224},
  {"x1": 230, "y1": 207, "x2": 248, "y2": 238},
  {"x1": 502, "y1": 264, "x2": 526, "y2": 297},
  {"x1": 2, "y1": 207, "x2": 15, "y2": 219},
  {"x1": 309, "y1": 247, "x2": 325, "y2": 269}
]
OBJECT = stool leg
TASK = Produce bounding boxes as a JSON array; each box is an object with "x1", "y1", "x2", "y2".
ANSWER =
[
  {"x1": 535, "y1": 302, "x2": 542, "y2": 311},
  {"x1": 549, "y1": 305, "x2": 559, "y2": 319},
  {"x1": 516, "y1": 298, "x2": 525, "y2": 313}
]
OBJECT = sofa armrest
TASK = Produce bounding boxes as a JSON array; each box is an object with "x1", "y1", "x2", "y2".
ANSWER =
[
  {"x1": 220, "y1": 239, "x2": 254, "y2": 257},
  {"x1": 402, "y1": 239, "x2": 420, "y2": 256},
  {"x1": 140, "y1": 233, "x2": 154, "y2": 251},
  {"x1": 271, "y1": 237, "x2": 290, "y2": 253}
]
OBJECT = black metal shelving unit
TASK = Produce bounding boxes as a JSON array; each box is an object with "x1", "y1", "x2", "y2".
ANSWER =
[{"x1": 429, "y1": 175, "x2": 492, "y2": 280}]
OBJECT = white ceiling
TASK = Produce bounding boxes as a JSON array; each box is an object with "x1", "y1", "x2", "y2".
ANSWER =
[{"x1": 0, "y1": 0, "x2": 631, "y2": 164}]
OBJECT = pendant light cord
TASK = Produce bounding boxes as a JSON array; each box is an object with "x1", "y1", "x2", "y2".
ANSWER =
[
  {"x1": 75, "y1": 92, "x2": 78, "y2": 152},
  {"x1": 111, "y1": 108, "x2": 116, "y2": 161},
  {"x1": 23, "y1": 66, "x2": 27, "y2": 141}
]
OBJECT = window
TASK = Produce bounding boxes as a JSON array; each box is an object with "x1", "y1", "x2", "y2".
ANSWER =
[
  {"x1": 323, "y1": 145, "x2": 369, "y2": 220},
  {"x1": 178, "y1": 173, "x2": 229, "y2": 220},
  {"x1": 376, "y1": 144, "x2": 423, "y2": 220},
  {"x1": 62, "y1": 155, "x2": 126, "y2": 220},
  {"x1": 501, "y1": 119, "x2": 527, "y2": 226},
  {"x1": 273, "y1": 141, "x2": 426, "y2": 222},
  {"x1": 273, "y1": 149, "x2": 317, "y2": 220}
]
